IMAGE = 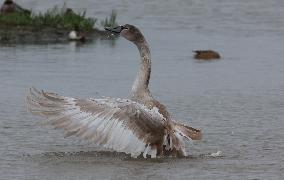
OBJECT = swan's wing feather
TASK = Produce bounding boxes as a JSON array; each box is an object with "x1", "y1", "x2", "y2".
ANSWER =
[{"x1": 26, "y1": 88, "x2": 166, "y2": 158}]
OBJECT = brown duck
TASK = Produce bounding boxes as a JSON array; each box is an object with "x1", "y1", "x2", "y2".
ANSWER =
[
  {"x1": 193, "y1": 50, "x2": 221, "y2": 60},
  {"x1": 0, "y1": 0, "x2": 30, "y2": 14}
]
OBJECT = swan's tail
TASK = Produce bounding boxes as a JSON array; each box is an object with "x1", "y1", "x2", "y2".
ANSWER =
[
  {"x1": 161, "y1": 121, "x2": 202, "y2": 157},
  {"x1": 173, "y1": 121, "x2": 202, "y2": 141}
]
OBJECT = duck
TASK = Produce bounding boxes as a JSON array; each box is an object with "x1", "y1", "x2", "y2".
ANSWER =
[
  {"x1": 68, "y1": 30, "x2": 86, "y2": 41},
  {"x1": 64, "y1": 8, "x2": 75, "y2": 16},
  {"x1": 0, "y1": 0, "x2": 31, "y2": 14},
  {"x1": 68, "y1": 25, "x2": 86, "y2": 42},
  {"x1": 193, "y1": 50, "x2": 221, "y2": 60},
  {"x1": 26, "y1": 24, "x2": 202, "y2": 158}
]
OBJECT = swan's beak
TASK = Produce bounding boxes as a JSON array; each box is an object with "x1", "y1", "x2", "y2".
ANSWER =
[{"x1": 104, "y1": 26, "x2": 123, "y2": 34}]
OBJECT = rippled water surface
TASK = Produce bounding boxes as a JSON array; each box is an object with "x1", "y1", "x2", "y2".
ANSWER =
[{"x1": 1, "y1": 0, "x2": 284, "y2": 179}]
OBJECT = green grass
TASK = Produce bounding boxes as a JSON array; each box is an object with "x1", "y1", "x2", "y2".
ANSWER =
[
  {"x1": 33, "y1": 11, "x2": 96, "y2": 31},
  {"x1": 0, "y1": 12, "x2": 32, "y2": 26},
  {"x1": 0, "y1": 4, "x2": 118, "y2": 31},
  {"x1": 100, "y1": 10, "x2": 118, "y2": 28}
]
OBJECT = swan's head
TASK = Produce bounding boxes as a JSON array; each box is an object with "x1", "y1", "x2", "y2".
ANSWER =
[{"x1": 105, "y1": 24, "x2": 144, "y2": 43}]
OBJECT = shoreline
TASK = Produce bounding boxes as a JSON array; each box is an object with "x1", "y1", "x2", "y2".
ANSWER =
[{"x1": 0, "y1": 24, "x2": 117, "y2": 44}]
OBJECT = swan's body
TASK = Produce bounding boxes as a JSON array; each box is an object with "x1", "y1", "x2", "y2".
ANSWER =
[{"x1": 27, "y1": 24, "x2": 202, "y2": 158}]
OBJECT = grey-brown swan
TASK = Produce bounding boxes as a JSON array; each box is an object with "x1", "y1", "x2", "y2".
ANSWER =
[{"x1": 26, "y1": 24, "x2": 202, "y2": 158}]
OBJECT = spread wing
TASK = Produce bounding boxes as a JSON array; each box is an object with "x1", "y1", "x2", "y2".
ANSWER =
[{"x1": 26, "y1": 88, "x2": 166, "y2": 158}]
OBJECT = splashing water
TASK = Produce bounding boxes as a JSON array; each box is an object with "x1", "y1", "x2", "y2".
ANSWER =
[{"x1": 209, "y1": 151, "x2": 222, "y2": 157}]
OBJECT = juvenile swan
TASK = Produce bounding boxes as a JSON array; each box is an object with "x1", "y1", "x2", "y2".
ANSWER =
[{"x1": 26, "y1": 24, "x2": 202, "y2": 158}]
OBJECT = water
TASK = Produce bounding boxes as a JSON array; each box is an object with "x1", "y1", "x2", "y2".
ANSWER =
[{"x1": 1, "y1": 0, "x2": 284, "y2": 179}]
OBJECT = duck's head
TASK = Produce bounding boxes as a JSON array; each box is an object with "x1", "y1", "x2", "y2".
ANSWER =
[
  {"x1": 4, "y1": 0, "x2": 14, "y2": 5},
  {"x1": 105, "y1": 24, "x2": 144, "y2": 43}
]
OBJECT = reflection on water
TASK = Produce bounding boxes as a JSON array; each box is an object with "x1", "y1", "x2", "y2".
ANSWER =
[
  {"x1": 1, "y1": 0, "x2": 284, "y2": 180},
  {"x1": 24, "y1": 150, "x2": 224, "y2": 165}
]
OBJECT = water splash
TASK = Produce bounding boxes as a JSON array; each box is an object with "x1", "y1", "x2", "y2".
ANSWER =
[{"x1": 208, "y1": 151, "x2": 222, "y2": 157}]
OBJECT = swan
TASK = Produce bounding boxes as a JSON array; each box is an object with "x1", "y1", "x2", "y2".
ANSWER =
[{"x1": 26, "y1": 24, "x2": 202, "y2": 158}]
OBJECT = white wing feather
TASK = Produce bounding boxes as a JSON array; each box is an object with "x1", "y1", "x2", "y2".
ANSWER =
[{"x1": 26, "y1": 88, "x2": 166, "y2": 158}]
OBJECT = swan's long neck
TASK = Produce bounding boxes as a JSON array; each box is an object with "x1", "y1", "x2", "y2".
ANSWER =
[{"x1": 131, "y1": 40, "x2": 152, "y2": 99}]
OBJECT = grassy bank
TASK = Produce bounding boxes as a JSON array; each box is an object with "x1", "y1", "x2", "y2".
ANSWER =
[{"x1": 0, "y1": 4, "x2": 117, "y2": 32}]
